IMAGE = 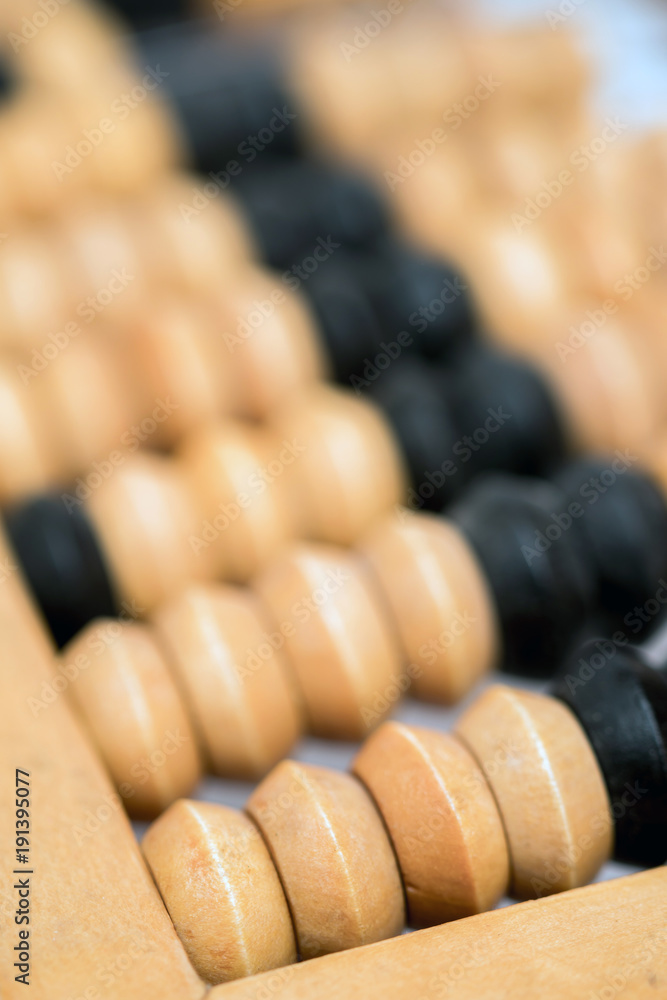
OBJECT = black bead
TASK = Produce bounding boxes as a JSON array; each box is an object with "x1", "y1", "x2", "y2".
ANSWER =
[
  {"x1": 103, "y1": 0, "x2": 189, "y2": 27},
  {"x1": 552, "y1": 640, "x2": 667, "y2": 866},
  {"x1": 446, "y1": 344, "x2": 566, "y2": 481},
  {"x1": 450, "y1": 474, "x2": 595, "y2": 676},
  {"x1": 0, "y1": 56, "x2": 14, "y2": 104},
  {"x1": 4, "y1": 494, "x2": 118, "y2": 648},
  {"x1": 554, "y1": 460, "x2": 667, "y2": 621},
  {"x1": 305, "y1": 254, "x2": 384, "y2": 384},
  {"x1": 231, "y1": 158, "x2": 389, "y2": 270},
  {"x1": 367, "y1": 357, "x2": 463, "y2": 511},
  {"x1": 137, "y1": 25, "x2": 300, "y2": 173}
]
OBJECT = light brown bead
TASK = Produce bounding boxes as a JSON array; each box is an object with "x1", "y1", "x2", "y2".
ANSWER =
[
  {"x1": 142, "y1": 800, "x2": 297, "y2": 985},
  {"x1": 360, "y1": 511, "x2": 499, "y2": 703},
  {"x1": 152, "y1": 583, "x2": 303, "y2": 779},
  {"x1": 178, "y1": 420, "x2": 294, "y2": 582},
  {"x1": 0, "y1": 359, "x2": 55, "y2": 503},
  {"x1": 271, "y1": 384, "x2": 406, "y2": 546},
  {"x1": 136, "y1": 177, "x2": 254, "y2": 294},
  {"x1": 247, "y1": 761, "x2": 405, "y2": 959},
  {"x1": 0, "y1": 226, "x2": 70, "y2": 350},
  {"x1": 36, "y1": 335, "x2": 133, "y2": 480},
  {"x1": 0, "y1": 526, "x2": 204, "y2": 998},
  {"x1": 255, "y1": 543, "x2": 403, "y2": 739},
  {"x1": 537, "y1": 322, "x2": 661, "y2": 454},
  {"x1": 216, "y1": 266, "x2": 327, "y2": 419},
  {"x1": 128, "y1": 296, "x2": 237, "y2": 445},
  {"x1": 210, "y1": 868, "x2": 667, "y2": 1000},
  {"x1": 61, "y1": 619, "x2": 202, "y2": 818},
  {"x1": 87, "y1": 451, "x2": 212, "y2": 612},
  {"x1": 353, "y1": 722, "x2": 509, "y2": 927},
  {"x1": 455, "y1": 685, "x2": 612, "y2": 899}
]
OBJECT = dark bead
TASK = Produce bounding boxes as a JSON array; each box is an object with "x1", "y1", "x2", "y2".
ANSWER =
[
  {"x1": 103, "y1": 0, "x2": 189, "y2": 27},
  {"x1": 360, "y1": 240, "x2": 477, "y2": 361},
  {"x1": 552, "y1": 640, "x2": 667, "y2": 866},
  {"x1": 367, "y1": 357, "x2": 463, "y2": 511},
  {"x1": 450, "y1": 474, "x2": 595, "y2": 676},
  {"x1": 232, "y1": 158, "x2": 389, "y2": 270},
  {"x1": 4, "y1": 494, "x2": 118, "y2": 648},
  {"x1": 137, "y1": 25, "x2": 299, "y2": 173},
  {"x1": 0, "y1": 56, "x2": 14, "y2": 103},
  {"x1": 554, "y1": 460, "x2": 667, "y2": 620},
  {"x1": 447, "y1": 345, "x2": 566, "y2": 481},
  {"x1": 305, "y1": 254, "x2": 384, "y2": 384}
]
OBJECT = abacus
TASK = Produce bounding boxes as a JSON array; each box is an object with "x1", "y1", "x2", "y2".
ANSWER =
[{"x1": 2, "y1": 0, "x2": 667, "y2": 997}]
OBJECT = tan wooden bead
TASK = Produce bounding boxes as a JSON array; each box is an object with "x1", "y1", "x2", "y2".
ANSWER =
[
  {"x1": 0, "y1": 528, "x2": 204, "y2": 999},
  {"x1": 0, "y1": 359, "x2": 55, "y2": 502},
  {"x1": 142, "y1": 800, "x2": 297, "y2": 985},
  {"x1": 353, "y1": 722, "x2": 509, "y2": 927},
  {"x1": 87, "y1": 451, "x2": 212, "y2": 612},
  {"x1": 129, "y1": 297, "x2": 237, "y2": 445},
  {"x1": 216, "y1": 267, "x2": 327, "y2": 419},
  {"x1": 0, "y1": 227, "x2": 70, "y2": 350},
  {"x1": 255, "y1": 543, "x2": 403, "y2": 739},
  {"x1": 271, "y1": 384, "x2": 407, "y2": 546},
  {"x1": 61, "y1": 619, "x2": 201, "y2": 818},
  {"x1": 179, "y1": 420, "x2": 294, "y2": 582},
  {"x1": 455, "y1": 685, "x2": 612, "y2": 899},
  {"x1": 57, "y1": 198, "x2": 149, "y2": 319},
  {"x1": 37, "y1": 335, "x2": 134, "y2": 480},
  {"x1": 537, "y1": 323, "x2": 661, "y2": 454},
  {"x1": 247, "y1": 761, "x2": 405, "y2": 959},
  {"x1": 137, "y1": 177, "x2": 255, "y2": 294},
  {"x1": 152, "y1": 584, "x2": 303, "y2": 779},
  {"x1": 360, "y1": 511, "x2": 499, "y2": 703},
  {"x1": 210, "y1": 869, "x2": 667, "y2": 1000}
]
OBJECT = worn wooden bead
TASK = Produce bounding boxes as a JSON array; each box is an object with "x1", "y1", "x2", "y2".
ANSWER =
[
  {"x1": 271, "y1": 384, "x2": 406, "y2": 546},
  {"x1": 61, "y1": 620, "x2": 202, "y2": 818},
  {"x1": 142, "y1": 800, "x2": 296, "y2": 985},
  {"x1": 178, "y1": 420, "x2": 294, "y2": 582},
  {"x1": 247, "y1": 761, "x2": 405, "y2": 959},
  {"x1": 455, "y1": 685, "x2": 612, "y2": 899},
  {"x1": 87, "y1": 451, "x2": 211, "y2": 612},
  {"x1": 215, "y1": 267, "x2": 327, "y2": 420},
  {"x1": 353, "y1": 722, "x2": 509, "y2": 927},
  {"x1": 360, "y1": 511, "x2": 498, "y2": 703},
  {"x1": 152, "y1": 584, "x2": 303, "y2": 779},
  {"x1": 255, "y1": 543, "x2": 403, "y2": 739}
]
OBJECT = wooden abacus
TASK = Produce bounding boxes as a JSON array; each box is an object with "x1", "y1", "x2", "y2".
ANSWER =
[{"x1": 3, "y1": 528, "x2": 665, "y2": 995}]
